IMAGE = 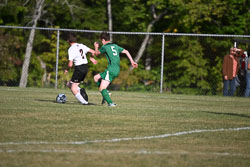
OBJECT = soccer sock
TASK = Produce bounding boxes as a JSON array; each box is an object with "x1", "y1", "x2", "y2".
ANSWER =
[
  {"x1": 75, "y1": 92, "x2": 88, "y2": 104},
  {"x1": 96, "y1": 79, "x2": 102, "y2": 87},
  {"x1": 101, "y1": 89, "x2": 113, "y2": 104}
]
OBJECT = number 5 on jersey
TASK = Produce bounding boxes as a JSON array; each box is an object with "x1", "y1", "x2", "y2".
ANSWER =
[{"x1": 111, "y1": 46, "x2": 117, "y2": 56}]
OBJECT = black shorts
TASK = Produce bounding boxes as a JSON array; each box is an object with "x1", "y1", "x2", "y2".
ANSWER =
[{"x1": 71, "y1": 64, "x2": 88, "y2": 83}]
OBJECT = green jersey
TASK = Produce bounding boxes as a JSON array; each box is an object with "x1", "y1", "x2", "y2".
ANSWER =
[{"x1": 99, "y1": 43, "x2": 124, "y2": 76}]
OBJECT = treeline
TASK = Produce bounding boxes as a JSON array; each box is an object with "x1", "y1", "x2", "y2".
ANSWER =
[{"x1": 0, "y1": 0, "x2": 249, "y2": 94}]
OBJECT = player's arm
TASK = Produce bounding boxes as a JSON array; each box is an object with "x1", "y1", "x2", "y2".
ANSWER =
[
  {"x1": 94, "y1": 42, "x2": 101, "y2": 56},
  {"x1": 64, "y1": 60, "x2": 73, "y2": 75},
  {"x1": 88, "y1": 49, "x2": 98, "y2": 65},
  {"x1": 122, "y1": 49, "x2": 138, "y2": 68}
]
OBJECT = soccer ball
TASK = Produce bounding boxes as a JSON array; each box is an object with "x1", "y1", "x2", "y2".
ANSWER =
[
  {"x1": 56, "y1": 94, "x2": 67, "y2": 103},
  {"x1": 80, "y1": 88, "x2": 88, "y2": 102}
]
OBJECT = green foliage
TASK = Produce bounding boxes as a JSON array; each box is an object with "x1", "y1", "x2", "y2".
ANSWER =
[
  {"x1": 112, "y1": 0, "x2": 149, "y2": 31},
  {"x1": 219, "y1": 0, "x2": 250, "y2": 34},
  {"x1": 42, "y1": 0, "x2": 107, "y2": 30},
  {"x1": 27, "y1": 53, "x2": 43, "y2": 87},
  {"x1": 0, "y1": 29, "x2": 25, "y2": 86},
  {"x1": 127, "y1": 65, "x2": 161, "y2": 91},
  {"x1": 209, "y1": 56, "x2": 223, "y2": 95},
  {"x1": 39, "y1": 29, "x2": 69, "y2": 87},
  {"x1": 166, "y1": 37, "x2": 209, "y2": 94},
  {"x1": 0, "y1": 0, "x2": 249, "y2": 94},
  {"x1": 0, "y1": 2, "x2": 28, "y2": 25},
  {"x1": 180, "y1": 0, "x2": 227, "y2": 33}
]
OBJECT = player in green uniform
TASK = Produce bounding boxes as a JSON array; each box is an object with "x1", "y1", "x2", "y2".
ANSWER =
[{"x1": 94, "y1": 32, "x2": 138, "y2": 107}]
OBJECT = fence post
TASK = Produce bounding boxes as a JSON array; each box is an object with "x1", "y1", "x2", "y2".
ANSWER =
[
  {"x1": 160, "y1": 34, "x2": 165, "y2": 93},
  {"x1": 55, "y1": 30, "x2": 60, "y2": 89}
]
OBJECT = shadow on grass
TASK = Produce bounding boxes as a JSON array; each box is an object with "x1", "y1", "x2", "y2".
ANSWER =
[
  {"x1": 203, "y1": 111, "x2": 250, "y2": 119},
  {"x1": 35, "y1": 99, "x2": 98, "y2": 105}
]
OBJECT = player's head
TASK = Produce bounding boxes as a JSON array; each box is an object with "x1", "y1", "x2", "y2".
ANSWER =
[
  {"x1": 100, "y1": 32, "x2": 110, "y2": 44},
  {"x1": 67, "y1": 33, "x2": 77, "y2": 44}
]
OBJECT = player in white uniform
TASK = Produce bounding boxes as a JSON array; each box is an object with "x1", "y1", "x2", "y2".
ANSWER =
[{"x1": 64, "y1": 33, "x2": 97, "y2": 105}]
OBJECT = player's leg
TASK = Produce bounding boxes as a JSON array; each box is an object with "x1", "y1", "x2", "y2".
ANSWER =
[
  {"x1": 71, "y1": 82, "x2": 88, "y2": 104},
  {"x1": 80, "y1": 87, "x2": 88, "y2": 102},
  {"x1": 101, "y1": 91, "x2": 111, "y2": 104},
  {"x1": 68, "y1": 81, "x2": 81, "y2": 92},
  {"x1": 70, "y1": 82, "x2": 80, "y2": 94},
  {"x1": 94, "y1": 74, "x2": 102, "y2": 87},
  {"x1": 70, "y1": 65, "x2": 88, "y2": 104},
  {"x1": 66, "y1": 81, "x2": 71, "y2": 89},
  {"x1": 95, "y1": 70, "x2": 116, "y2": 106},
  {"x1": 77, "y1": 64, "x2": 88, "y2": 100},
  {"x1": 99, "y1": 80, "x2": 116, "y2": 106},
  {"x1": 94, "y1": 73, "x2": 111, "y2": 104}
]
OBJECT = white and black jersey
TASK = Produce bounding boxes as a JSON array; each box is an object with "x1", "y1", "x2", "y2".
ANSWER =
[
  {"x1": 68, "y1": 43, "x2": 90, "y2": 65},
  {"x1": 68, "y1": 43, "x2": 90, "y2": 83}
]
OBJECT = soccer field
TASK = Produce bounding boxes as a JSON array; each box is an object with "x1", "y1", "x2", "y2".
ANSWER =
[{"x1": 0, "y1": 87, "x2": 250, "y2": 167}]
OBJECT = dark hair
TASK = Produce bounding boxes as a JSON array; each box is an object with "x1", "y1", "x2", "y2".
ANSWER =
[
  {"x1": 100, "y1": 32, "x2": 110, "y2": 41},
  {"x1": 67, "y1": 33, "x2": 77, "y2": 43}
]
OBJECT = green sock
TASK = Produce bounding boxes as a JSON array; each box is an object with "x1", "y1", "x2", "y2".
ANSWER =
[
  {"x1": 101, "y1": 89, "x2": 113, "y2": 104},
  {"x1": 96, "y1": 79, "x2": 101, "y2": 87}
]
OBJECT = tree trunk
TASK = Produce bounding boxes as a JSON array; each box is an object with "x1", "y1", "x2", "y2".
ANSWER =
[
  {"x1": 19, "y1": 0, "x2": 45, "y2": 88},
  {"x1": 130, "y1": 9, "x2": 167, "y2": 71},
  {"x1": 37, "y1": 56, "x2": 46, "y2": 87},
  {"x1": 107, "y1": 0, "x2": 113, "y2": 41},
  {"x1": 145, "y1": 36, "x2": 153, "y2": 70}
]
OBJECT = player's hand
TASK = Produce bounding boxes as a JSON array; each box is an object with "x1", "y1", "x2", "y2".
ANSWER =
[
  {"x1": 224, "y1": 75, "x2": 228, "y2": 80},
  {"x1": 90, "y1": 57, "x2": 98, "y2": 65},
  {"x1": 94, "y1": 42, "x2": 99, "y2": 48},
  {"x1": 132, "y1": 62, "x2": 138, "y2": 68}
]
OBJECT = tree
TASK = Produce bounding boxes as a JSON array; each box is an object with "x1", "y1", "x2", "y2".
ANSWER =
[
  {"x1": 132, "y1": 5, "x2": 167, "y2": 69},
  {"x1": 107, "y1": 0, "x2": 113, "y2": 41},
  {"x1": 19, "y1": 0, "x2": 45, "y2": 87}
]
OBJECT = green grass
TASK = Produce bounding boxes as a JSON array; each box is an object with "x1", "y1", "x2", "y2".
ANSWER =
[{"x1": 0, "y1": 86, "x2": 250, "y2": 167}]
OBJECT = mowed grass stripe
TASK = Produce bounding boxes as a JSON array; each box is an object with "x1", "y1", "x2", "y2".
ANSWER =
[{"x1": 0, "y1": 87, "x2": 250, "y2": 167}]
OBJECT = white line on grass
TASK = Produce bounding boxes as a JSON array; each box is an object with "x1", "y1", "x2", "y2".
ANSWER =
[
  {"x1": 0, "y1": 127, "x2": 250, "y2": 145},
  {"x1": 0, "y1": 149, "x2": 247, "y2": 157}
]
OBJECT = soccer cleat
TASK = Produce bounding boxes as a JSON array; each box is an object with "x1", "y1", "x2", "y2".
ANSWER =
[{"x1": 108, "y1": 103, "x2": 117, "y2": 107}]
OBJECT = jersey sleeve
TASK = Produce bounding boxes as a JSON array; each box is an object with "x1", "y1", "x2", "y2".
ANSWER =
[
  {"x1": 81, "y1": 44, "x2": 90, "y2": 54},
  {"x1": 117, "y1": 45, "x2": 124, "y2": 53}
]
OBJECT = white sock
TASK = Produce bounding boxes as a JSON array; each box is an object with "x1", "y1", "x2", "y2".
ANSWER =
[{"x1": 75, "y1": 92, "x2": 88, "y2": 104}]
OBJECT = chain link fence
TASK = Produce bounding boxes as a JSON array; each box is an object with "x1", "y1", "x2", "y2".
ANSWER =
[{"x1": 0, "y1": 25, "x2": 250, "y2": 95}]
